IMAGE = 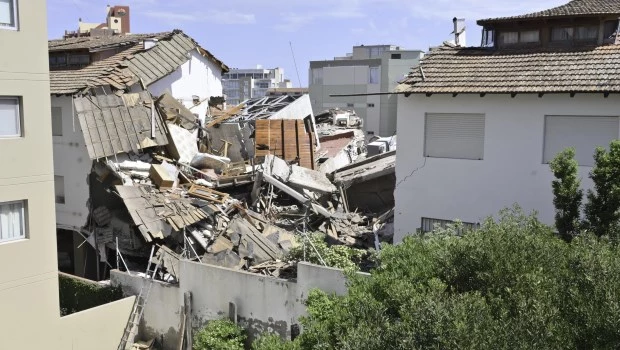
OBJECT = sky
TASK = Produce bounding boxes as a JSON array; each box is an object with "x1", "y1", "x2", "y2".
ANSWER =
[{"x1": 47, "y1": 0, "x2": 568, "y2": 87}]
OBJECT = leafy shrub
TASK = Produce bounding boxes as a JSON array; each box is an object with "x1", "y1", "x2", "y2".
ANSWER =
[
  {"x1": 252, "y1": 333, "x2": 299, "y2": 350},
  {"x1": 287, "y1": 233, "x2": 367, "y2": 270},
  {"x1": 193, "y1": 319, "x2": 245, "y2": 350},
  {"x1": 58, "y1": 273, "x2": 123, "y2": 316},
  {"x1": 277, "y1": 207, "x2": 620, "y2": 349}
]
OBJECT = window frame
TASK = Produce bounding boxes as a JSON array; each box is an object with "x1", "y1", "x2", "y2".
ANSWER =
[
  {"x1": 0, "y1": 0, "x2": 18, "y2": 31},
  {"x1": 424, "y1": 113, "x2": 486, "y2": 160},
  {"x1": 54, "y1": 176, "x2": 65, "y2": 204},
  {"x1": 0, "y1": 200, "x2": 27, "y2": 243},
  {"x1": 542, "y1": 115, "x2": 620, "y2": 166},
  {"x1": 0, "y1": 96, "x2": 22, "y2": 138},
  {"x1": 369, "y1": 66, "x2": 380, "y2": 84}
]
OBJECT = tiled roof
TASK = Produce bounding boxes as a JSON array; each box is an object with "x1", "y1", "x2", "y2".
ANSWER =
[
  {"x1": 396, "y1": 45, "x2": 620, "y2": 94},
  {"x1": 50, "y1": 46, "x2": 141, "y2": 94},
  {"x1": 48, "y1": 32, "x2": 168, "y2": 52},
  {"x1": 49, "y1": 30, "x2": 229, "y2": 94},
  {"x1": 478, "y1": 0, "x2": 620, "y2": 24}
]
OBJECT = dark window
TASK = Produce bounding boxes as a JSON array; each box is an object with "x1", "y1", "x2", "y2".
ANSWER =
[
  {"x1": 575, "y1": 25, "x2": 598, "y2": 41},
  {"x1": 367, "y1": 103, "x2": 375, "y2": 107},
  {"x1": 346, "y1": 103, "x2": 354, "y2": 107},
  {"x1": 604, "y1": 20, "x2": 618, "y2": 40},
  {"x1": 391, "y1": 53, "x2": 401, "y2": 59}
]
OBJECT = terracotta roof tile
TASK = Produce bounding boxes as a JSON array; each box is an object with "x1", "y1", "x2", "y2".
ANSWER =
[
  {"x1": 396, "y1": 45, "x2": 620, "y2": 94},
  {"x1": 49, "y1": 30, "x2": 229, "y2": 94},
  {"x1": 478, "y1": 0, "x2": 620, "y2": 24}
]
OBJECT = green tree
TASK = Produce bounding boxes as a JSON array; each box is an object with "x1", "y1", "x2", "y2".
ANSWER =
[
  {"x1": 264, "y1": 207, "x2": 620, "y2": 349},
  {"x1": 252, "y1": 333, "x2": 299, "y2": 350},
  {"x1": 584, "y1": 140, "x2": 620, "y2": 238},
  {"x1": 193, "y1": 319, "x2": 245, "y2": 350},
  {"x1": 549, "y1": 147, "x2": 583, "y2": 241}
]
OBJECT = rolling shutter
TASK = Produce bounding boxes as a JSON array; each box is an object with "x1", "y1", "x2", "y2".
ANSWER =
[
  {"x1": 543, "y1": 116, "x2": 619, "y2": 166},
  {"x1": 424, "y1": 113, "x2": 485, "y2": 160}
]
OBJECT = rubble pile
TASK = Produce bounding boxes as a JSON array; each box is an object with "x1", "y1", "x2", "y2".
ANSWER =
[{"x1": 81, "y1": 93, "x2": 395, "y2": 282}]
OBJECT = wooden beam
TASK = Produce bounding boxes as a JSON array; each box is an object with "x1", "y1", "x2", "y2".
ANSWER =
[{"x1": 205, "y1": 103, "x2": 245, "y2": 128}]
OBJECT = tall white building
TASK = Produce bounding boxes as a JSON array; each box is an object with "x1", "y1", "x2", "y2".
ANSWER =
[
  {"x1": 309, "y1": 45, "x2": 423, "y2": 137},
  {"x1": 223, "y1": 67, "x2": 292, "y2": 105}
]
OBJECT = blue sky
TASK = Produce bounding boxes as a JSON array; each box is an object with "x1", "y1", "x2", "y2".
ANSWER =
[{"x1": 47, "y1": 0, "x2": 567, "y2": 86}]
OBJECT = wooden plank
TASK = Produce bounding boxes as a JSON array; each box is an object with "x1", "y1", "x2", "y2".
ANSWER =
[{"x1": 205, "y1": 103, "x2": 245, "y2": 128}]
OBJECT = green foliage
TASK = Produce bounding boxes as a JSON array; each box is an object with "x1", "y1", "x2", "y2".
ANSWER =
[
  {"x1": 277, "y1": 207, "x2": 620, "y2": 349},
  {"x1": 549, "y1": 147, "x2": 583, "y2": 241},
  {"x1": 193, "y1": 319, "x2": 245, "y2": 350},
  {"x1": 58, "y1": 273, "x2": 123, "y2": 316},
  {"x1": 287, "y1": 233, "x2": 366, "y2": 270},
  {"x1": 584, "y1": 140, "x2": 620, "y2": 238},
  {"x1": 252, "y1": 333, "x2": 299, "y2": 350}
]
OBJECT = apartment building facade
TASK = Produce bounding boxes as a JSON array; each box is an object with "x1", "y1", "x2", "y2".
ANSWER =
[
  {"x1": 223, "y1": 67, "x2": 292, "y2": 105},
  {"x1": 309, "y1": 45, "x2": 423, "y2": 137},
  {"x1": 0, "y1": 1, "x2": 133, "y2": 348}
]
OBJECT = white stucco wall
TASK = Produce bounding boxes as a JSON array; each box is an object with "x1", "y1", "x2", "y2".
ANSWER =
[
  {"x1": 394, "y1": 93, "x2": 620, "y2": 242},
  {"x1": 148, "y1": 50, "x2": 224, "y2": 120},
  {"x1": 52, "y1": 95, "x2": 92, "y2": 230},
  {"x1": 111, "y1": 261, "x2": 356, "y2": 349}
]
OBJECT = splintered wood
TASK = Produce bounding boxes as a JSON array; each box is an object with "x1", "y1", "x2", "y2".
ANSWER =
[
  {"x1": 187, "y1": 184, "x2": 229, "y2": 203},
  {"x1": 255, "y1": 119, "x2": 315, "y2": 169}
]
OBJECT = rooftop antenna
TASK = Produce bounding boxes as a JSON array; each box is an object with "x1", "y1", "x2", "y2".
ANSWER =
[{"x1": 289, "y1": 41, "x2": 302, "y2": 88}]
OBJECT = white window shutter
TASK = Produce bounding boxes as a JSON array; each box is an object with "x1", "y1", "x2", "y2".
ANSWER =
[
  {"x1": 424, "y1": 113, "x2": 485, "y2": 160},
  {"x1": 543, "y1": 116, "x2": 619, "y2": 166}
]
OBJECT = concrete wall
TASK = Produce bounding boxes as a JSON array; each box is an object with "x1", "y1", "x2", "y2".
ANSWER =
[
  {"x1": 52, "y1": 95, "x2": 92, "y2": 230},
  {"x1": 0, "y1": 1, "x2": 135, "y2": 349},
  {"x1": 149, "y1": 50, "x2": 224, "y2": 120},
  {"x1": 394, "y1": 93, "x2": 620, "y2": 242},
  {"x1": 111, "y1": 261, "x2": 356, "y2": 349}
]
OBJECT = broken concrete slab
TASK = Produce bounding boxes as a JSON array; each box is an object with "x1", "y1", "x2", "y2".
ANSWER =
[{"x1": 288, "y1": 165, "x2": 337, "y2": 194}]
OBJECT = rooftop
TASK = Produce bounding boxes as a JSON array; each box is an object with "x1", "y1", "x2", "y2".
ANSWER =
[
  {"x1": 49, "y1": 30, "x2": 229, "y2": 95},
  {"x1": 396, "y1": 45, "x2": 620, "y2": 94},
  {"x1": 478, "y1": 0, "x2": 620, "y2": 25}
]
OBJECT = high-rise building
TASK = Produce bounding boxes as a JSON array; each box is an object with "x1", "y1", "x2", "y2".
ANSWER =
[
  {"x1": 0, "y1": 1, "x2": 133, "y2": 348},
  {"x1": 309, "y1": 45, "x2": 423, "y2": 137},
  {"x1": 223, "y1": 67, "x2": 292, "y2": 105}
]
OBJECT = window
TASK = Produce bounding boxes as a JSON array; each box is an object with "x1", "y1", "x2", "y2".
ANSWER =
[
  {"x1": 421, "y1": 217, "x2": 479, "y2": 234},
  {"x1": 54, "y1": 176, "x2": 65, "y2": 204},
  {"x1": 367, "y1": 103, "x2": 375, "y2": 107},
  {"x1": 424, "y1": 113, "x2": 485, "y2": 160},
  {"x1": 391, "y1": 53, "x2": 401, "y2": 59},
  {"x1": 346, "y1": 103, "x2": 354, "y2": 108},
  {"x1": 499, "y1": 30, "x2": 539, "y2": 45},
  {"x1": 499, "y1": 31, "x2": 518, "y2": 45},
  {"x1": 520, "y1": 30, "x2": 540, "y2": 43},
  {"x1": 0, "y1": 97, "x2": 21, "y2": 138},
  {"x1": 551, "y1": 27, "x2": 574, "y2": 41},
  {"x1": 311, "y1": 68, "x2": 323, "y2": 84},
  {"x1": 68, "y1": 54, "x2": 89, "y2": 66},
  {"x1": 604, "y1": 20, "x2": 618, "y2": 40},
  {"x1": 0, "y1": 200, "x2": 26, "y2": 242},
  {"x1": 575, "y1": 25, "x2": 598, "y2": 41},
  {"x1": 369, "y1": 47, "x2": 386, "y2": 58},
  {"x1": 369, "y1": 67, "x2": 379, "y2": 84},
  {"x1": 543, "y1": 116, "x2": 619, "y2": 166},
  {"x1": 52, "y1": 107, "x2": 62, "y2": 136},
  {"x1": 0, "y1": 0, "x2": 17, "y2": 30}
]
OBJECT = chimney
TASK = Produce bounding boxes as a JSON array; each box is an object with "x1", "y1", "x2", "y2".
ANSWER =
[{"x1": 452, "y1": 17, "x2": 466, "y2": 47}]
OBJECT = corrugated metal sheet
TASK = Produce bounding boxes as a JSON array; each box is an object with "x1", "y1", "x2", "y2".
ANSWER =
[{"x1": 73, "y1": 91, "x2": 168, "y2": 159}]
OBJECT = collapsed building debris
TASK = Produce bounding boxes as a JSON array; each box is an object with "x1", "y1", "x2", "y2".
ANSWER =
[{"x1": 67, "y1": 77, "x2": 395, "y2": 286}]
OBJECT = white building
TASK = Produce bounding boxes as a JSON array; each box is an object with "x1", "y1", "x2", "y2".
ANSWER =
[
  {"x1": 393, "y1": 0, "x2": 620, "y2": 242},
  {"x1": 222, "y1": 67, "x2": 292, "y2": 105},
  {"x1": 48, "y1": 30, "x2": 227, "y2": 276},
  {"x1": 309, "y1": 45, "x2": 423, "y2": 138}
]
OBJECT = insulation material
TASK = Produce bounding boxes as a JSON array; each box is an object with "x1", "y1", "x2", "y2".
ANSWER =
[{"x1": 167, "y1": 124, "x2": 198, "y2": 164}]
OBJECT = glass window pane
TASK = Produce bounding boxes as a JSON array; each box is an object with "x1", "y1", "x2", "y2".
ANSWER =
[
  {"x1": 0, "y1": 97, "x2": 20, "y2": 137},
  {"x1": 575, "y1": 26, "x2": 598, "y2": 40},
  {"x1": 0, "y1": 0, "x2": 15, "y2": 27},
  {"x1": 499, "y1": 31, "x2": 518, "y2": 44},
  {"x1": 369, "y1": 67, "x2": 379, "y2": 84},
  {"x1": 520, "y1": 30, "x2": 540, "y2": 43},
  {"x1": 0, "y1": 201, "x2": 25, "y2": 242},
  {"x1": 551, "y1": 27, "x2": 573, "y2": 41}
]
